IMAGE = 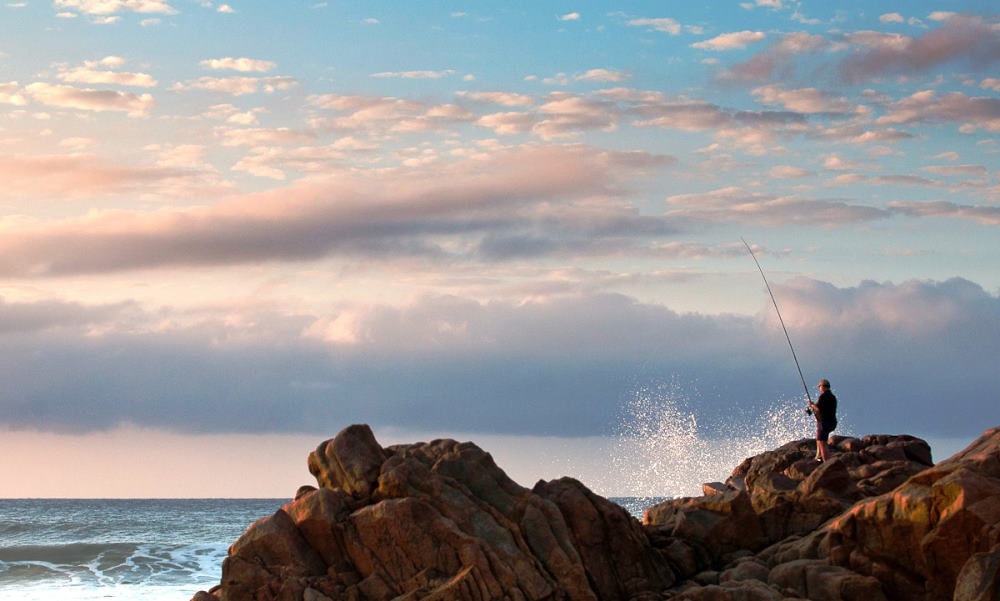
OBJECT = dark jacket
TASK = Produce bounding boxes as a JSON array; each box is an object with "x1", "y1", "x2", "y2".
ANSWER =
[{"x1": 816, "y1": 390, "x2": 838, "y2": 426}]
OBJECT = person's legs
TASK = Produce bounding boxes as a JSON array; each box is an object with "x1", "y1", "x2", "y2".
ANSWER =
[
  {"x1": 816, "y1": 423, "x2": 834, "y2": 461},
  {"x1": 818, "y1": 438, "x2": 832, "y2": 461},
  {"x1": 815, "y1": 423, "x2": 824, "y2": 461}
]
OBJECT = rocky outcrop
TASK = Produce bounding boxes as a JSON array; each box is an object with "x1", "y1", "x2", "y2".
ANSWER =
[
  {"x1": 642, "y1": 434, "x2": 935, "y2": 576},
  {"x1": 192, "y1": 425, "x2": 1000, "y2": 601},
  {"x1": 195, "y1": 424, "x2": 674, "y2": 600}
]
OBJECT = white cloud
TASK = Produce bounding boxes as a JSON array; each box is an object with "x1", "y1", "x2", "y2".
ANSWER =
[
  {"x1": 200, "y1": 57, "x2": 276, "y2": 73},
  {"x1": 928, "y1": 11, "x2": 956, "y2": 22},
  {"x1": 769, "y1": 164, "x2": 813, "y2": 179},
  {"x1": 457, "y1": 91, "x2": 534, "y2": 107},
  {"x1": 692, "y1": 31, "x2": 766, "y2": 51},
  {"x1": 57, "y1": 58, "x2": 158, "y2": 87},
  {"x1": 559, "y1": 12, "x2": 580, "y2": 22},
  {"x1": 752, "y1": 85, "x2": 855, "y2": 113},
  {"x1": 53, "y1": 0, "x2": 177, "y2": 15},
  {"x1": 370, "y1": 70, "x2": 456, "y2": 79},
  {"x1": 574, "y1": 69, "x2": 629, "y2": 83},
  {"x1": 25, "y1": 82, "x2": 154, "y2": 116},
  {"x1": 217, "y1": 3, "x2": 234, "y2": 13},
  {"x1": 879, "y1": 12, "x2": 904, "y2": 24},
  {"x1": 0, "y1": 81, "x2": 27, "y2": 106},
  {"x1": 627, "y1": 17, "x2": 681, "y2": 35},
  {"x1": 981, "y1": 78, "x2": 1000, "y2": 93},
  {"x1": 822, "y1": 154, "x2": 861, "y2": 171},
  {"x1": 172, "y1": 75, "x2": 297, "y2": 96}
]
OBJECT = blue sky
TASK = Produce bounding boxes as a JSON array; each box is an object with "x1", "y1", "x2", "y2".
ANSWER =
[{"x1": 1, "y1": 1, "x2": 998, "y2": 496}]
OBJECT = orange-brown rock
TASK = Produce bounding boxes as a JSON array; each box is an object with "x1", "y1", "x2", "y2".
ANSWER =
[
  {"x1": 192, "y1": 424, "x2": 1000, "y2": 601},
  {"x1": 642, "y1": 433, "x2": 934, "y2": 576},
  {"x1": 197, "y1": 424, "x2": 674, "y2": 600}
]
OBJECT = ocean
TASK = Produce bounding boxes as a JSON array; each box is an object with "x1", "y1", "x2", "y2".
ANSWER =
[
  {"x1": 0, "y1": 498, "x2": 287, "y2": 600},
  {"x1": 0, "y1": 497, "x2": 664, "y2": 600}
]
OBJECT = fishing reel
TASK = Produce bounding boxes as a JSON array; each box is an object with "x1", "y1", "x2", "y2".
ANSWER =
[{"x1": 805, "y1": 407, "x2": 813, "y2": 416}]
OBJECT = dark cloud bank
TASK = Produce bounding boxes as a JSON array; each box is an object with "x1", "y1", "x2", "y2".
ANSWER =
[{"x1": 1, "y1": 277, "x2": 997, "y2": 439}]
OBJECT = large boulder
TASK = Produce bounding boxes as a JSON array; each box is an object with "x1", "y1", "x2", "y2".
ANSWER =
[{"x1": 195, "y1": 424, "x2": 675, "y2": 600}]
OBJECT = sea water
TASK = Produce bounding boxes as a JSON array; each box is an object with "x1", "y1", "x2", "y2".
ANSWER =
[{"x1": 0, "y1": 498, "x2": 285, "y2": 600}]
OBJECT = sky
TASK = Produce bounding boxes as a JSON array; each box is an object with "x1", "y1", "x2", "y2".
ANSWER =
[{"x1": 1, "y1": 1, "x2": 999, "y2": 497}]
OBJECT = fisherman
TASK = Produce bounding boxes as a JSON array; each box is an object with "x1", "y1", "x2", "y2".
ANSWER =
[{"x1": 809, "y1": 379, "x2": 838, "y2": 462}]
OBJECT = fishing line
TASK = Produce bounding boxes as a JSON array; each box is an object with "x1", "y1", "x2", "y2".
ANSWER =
[{"x1": 741, "y1": 238, "x2": 813, "y2": 406}]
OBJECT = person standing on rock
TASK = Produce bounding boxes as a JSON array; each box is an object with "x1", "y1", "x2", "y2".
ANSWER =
[{"x1": 808, "y1": 379, "x2": 837, "y2": 462}]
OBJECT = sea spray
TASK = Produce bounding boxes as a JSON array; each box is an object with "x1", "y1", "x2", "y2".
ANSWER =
[{"x1": 605, "y1": 379, "x2": 830, "y2": 501}]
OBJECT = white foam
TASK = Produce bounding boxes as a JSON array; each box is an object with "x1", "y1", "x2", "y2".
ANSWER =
[{"x1": 604, "y1": 381, "x2": 835, "y2": 497}]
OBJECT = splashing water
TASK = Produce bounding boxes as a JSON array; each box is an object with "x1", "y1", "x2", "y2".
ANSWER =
[{"x1": 605, "y1": 380, "x2": 825, "y2": 498}]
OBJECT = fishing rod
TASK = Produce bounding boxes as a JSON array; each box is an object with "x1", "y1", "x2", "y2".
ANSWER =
[{"x1": 741, "y1": 237, "x2": 813, "y2": 408}]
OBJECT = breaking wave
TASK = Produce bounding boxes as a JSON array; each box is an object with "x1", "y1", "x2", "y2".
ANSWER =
[{"x1": 606, "y1": 379, "x2": 829, "y2": 501}]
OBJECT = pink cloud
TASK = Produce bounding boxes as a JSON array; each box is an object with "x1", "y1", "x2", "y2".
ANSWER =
[{"x1": 839, "y1": 16, "x2": 1000, "y2": 83}]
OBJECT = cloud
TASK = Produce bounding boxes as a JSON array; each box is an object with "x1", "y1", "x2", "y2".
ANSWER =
[
  {"x1": 720, "y1": 32, "x2": 828, "y2": 83},
  {"x1": 57, "y1": 57, "x2": 158, "y2": 87},
  {"x1": 751, "y1": 85, "x2": 856, "y2": 114},
  {"x1": 839, "y1": 16, "x2": 1000, "y2": 83},
  {"x1": 476, "y1": 111, "x2": 538, "y2": 135},
  {"x1": 879, "y1": 13, "x2": 904, "y2": 24},
  {"x1": 310, "y1": 93, "x2": 476, "y2": 135},
  {"x1": 0, "y1": 81, "x2": 27, "y2": 105},
  {"x1": 172, "y1": 75, "x2": 297, "y2": 95},
  {"x1": 691, "y1": 31, "x2": 766, "y2": 51},
  {"x1": 0, "y1": 153, "x2": 213, "y2": 200},
  {"x1": 559, "y1": 12, "x2": 579, "y2": 22},
  {"x1": 921, "y1": 164, "x2": 987, "y2": 177},
  {"x1": 876, "y1": 90, "x2": 1000, "y2": 133},
  {"x1": 769, "y1": 165, "x2": 813, "y2": 179},
  {"x1": 457, "y1": 91, "x2": 535, "y2": 107},
  {"x1": 0, "y1": 144, "x2": 675, "y2": 277},
  {"x1": 663, "y1": 186, "x2": 889, "y2": 226},
  {"x1": 531, "y1": 94, "x2": 619, "y2": 139},
  {"x1": 0, "y1": 296, "x2": 134, "y2": 335},
  {"x1": 574, "y1": 69, "x2": 629, "y2": 83},
  {"x1": 200, "y1": 57, "x2": 277, "y2": 73},
  {"x1": 890, "y1": 200, "x2": 1000, "y2": 225},
  {"x1": 822, "y1": 154, "x2": 861, "y2": 171},
  {"x1": 1, "y1": 278, "x2": 996, "y2": 439},
  {"x1": 627, "y1": 17, "x2": 681, "y2": 35},
  {"x1": 216, "y1": 126, "x2": 317, "y2": 147},
  {"x1": 25, "y1": 82, "x2": 154, "y2": 115},
  {"x1": 53, "y1": 0, "x2": 177, "y2": 15},
  {"x1": 370, "y1": 70, "x2": 456, "y2": 79}
]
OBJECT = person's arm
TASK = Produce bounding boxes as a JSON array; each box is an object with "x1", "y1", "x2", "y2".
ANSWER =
[{"x1": 808, "y1": 399, "x2": 821, "y2": 419}]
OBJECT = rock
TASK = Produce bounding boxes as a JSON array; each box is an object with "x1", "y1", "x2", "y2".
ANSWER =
[
  {"x1": 766, "y1": 558, "x2": 886, "y2": 601},
  {"x1": 196, "y1": 424, "x2": 678, "y2": 600},
  {"x1": 954, "y1": 544, "x2": 1000, "y2": 601},
  {"x1": 307, "y1": 424, "x2": 386, "y2": 498},
  {"x1": 191, "y1": 424, "x2": 1000, "y2": 601},
  {"x1": 534, "y1": 477, "x2": 676, "y2": 600},
  {"x1": 643, "y1": 488, "x2": 765, "y2": 567},
  {"x1": 813, "y1": 427, "x2": 1000, "y2": 600},
  {"x1": 645, "y1": 432, "x2": 937, "y2": 571},
  {"x1": 703, "y1": 482, "x2": 730, "y2": 496}
]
